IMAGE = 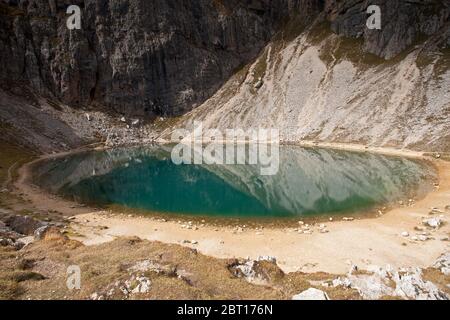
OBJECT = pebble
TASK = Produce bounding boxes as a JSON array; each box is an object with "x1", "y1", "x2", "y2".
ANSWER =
[
  {"x1": 401, "y1": 231, "x2": 409, "y2": 237},
  {"x1": 429, "y1": 208, "x2": 444, "y2": 215}
]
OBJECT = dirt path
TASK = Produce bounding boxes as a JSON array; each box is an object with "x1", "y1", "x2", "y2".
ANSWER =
[{"x1": 14, "y1": 142, "x2": 450, "y2": 274}]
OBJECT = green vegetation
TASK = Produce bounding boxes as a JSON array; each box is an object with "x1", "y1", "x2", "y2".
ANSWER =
[{"x1": 0, "y1": 141, "x2": 33, "y2": 187}]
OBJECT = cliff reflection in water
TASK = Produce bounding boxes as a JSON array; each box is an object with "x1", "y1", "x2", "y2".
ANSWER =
[{"x1": 32, "y1": 145, "x2": 436, "y2": 218}]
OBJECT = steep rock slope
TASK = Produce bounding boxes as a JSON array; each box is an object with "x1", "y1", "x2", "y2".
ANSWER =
[{"x1": 162, "y1": 2, "x2": 450, "y2": 151}]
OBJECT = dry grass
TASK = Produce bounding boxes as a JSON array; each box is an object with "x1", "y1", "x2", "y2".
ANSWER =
[
  {"x1": 422, "y1": 267, "x2": 450, "y2": 296},
  {"x1": 0, "y1": 234, "x2": 363, "y2": 300}
]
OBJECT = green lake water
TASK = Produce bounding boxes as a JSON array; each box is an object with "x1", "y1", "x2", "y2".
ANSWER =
[{"x1": 32, "y1": 145, "x2": 436, "y2": 219}]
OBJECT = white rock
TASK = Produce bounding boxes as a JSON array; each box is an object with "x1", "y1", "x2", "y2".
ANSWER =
[
  {"x1": 254, "y1": 79, "x2": 264, "y2": 89},
  {"x1": 434, "y1": 252, "x2": 450, "y2": 275},
  {"x1": 17, "y1": 236, "x2": 34, "y2": 247},
  {"x1": 131, "y1": 276, "x2": 151, "y2": 294},
  {"x1": 292, "y1": 288, "x2": 330, "y2": 300},
  {"x1": 257, "y1": 256, "x2": 277, "y2": 263},
  {"x1": 401, "y1": 231, "x2": 410, "y2": 237},
  {"x1": 349, "y1": 265, "x2": 358, "y2": 274},
  {"x1": 392, "y1": 268, "x2": 447, "y2": 300},
  {"x1": 90, "y1": 292, "x2": 99, "y2": 300},
  {"x1": 423, "y1": 217, "x2": 443, "y2": 229}
]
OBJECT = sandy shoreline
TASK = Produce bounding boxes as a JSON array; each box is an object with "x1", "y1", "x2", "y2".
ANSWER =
[{"x1": 13, "y1": 141, "x2": 450, "y2": 274}]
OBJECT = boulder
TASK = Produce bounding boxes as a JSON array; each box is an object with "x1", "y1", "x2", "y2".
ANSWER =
[
  {"x1": 434, "y1": 252, "x2": 450, "y2": 276},
  {"x1": 254, "y1": 79, "x2": 264, "y2": 89},
  {"x1": 423, "y1": 217, "x2": 443, "y2": 229},
  {"x1": 229, "y1": 258, "x2": 284, "y2": 285},
  {"x1": 6, "y1": 215, "x2": 45, "y2": 235},
  {"x1": 16, "y1": 236, "x2": 34, "y2": 247},
  {"x1": 292, "y1": 288, "x2": 330, "y2": 300},
  {"x1": 37, "y1": 226, "x2": 67, "y2": 242},
  {"x1": 34, "y1": 225, "x2": 51, "y2": 240}
]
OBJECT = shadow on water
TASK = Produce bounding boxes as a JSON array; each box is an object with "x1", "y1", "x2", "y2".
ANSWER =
[{"x1": 31, "y1": 145, "x2": 436, "y2": 219}]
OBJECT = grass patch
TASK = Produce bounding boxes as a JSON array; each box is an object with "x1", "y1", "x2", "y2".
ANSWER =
[
  {"x1": 0, "y1": 140, "x2": 33, "y2": 187},
  {"x1": 422, "y1": 267, "x2": 450, "y2": 296}
]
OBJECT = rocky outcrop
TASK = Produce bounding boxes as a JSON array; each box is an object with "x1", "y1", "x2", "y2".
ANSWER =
[
  {"x1": 5, "y1": 215, "x2": 45, "y2": 235},
  {"x1": 0, "y1": 0, "x2": 322, "y2": 117},
  {"x1": 330, "y1": 262, "x2": 449, "y2": 300},
  {"x1": 327, "y1": 0, "x2": 450, "y2": 59}
]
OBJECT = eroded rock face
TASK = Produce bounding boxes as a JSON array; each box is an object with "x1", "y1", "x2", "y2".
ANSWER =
[
  {"x1": 1, "y1": 1, "x2": 447, "y2": 118},
  {"x1": 327, "y1": 0, "x2": 450, "y2": 59},
  {"x1": 0, "y1": 0, "x2": 322, "y2": 117}
]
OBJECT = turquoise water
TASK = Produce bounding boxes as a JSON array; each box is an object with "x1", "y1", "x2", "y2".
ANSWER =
[{"x1": 32, "y1": 145, "x2": 435, "y2": 218}]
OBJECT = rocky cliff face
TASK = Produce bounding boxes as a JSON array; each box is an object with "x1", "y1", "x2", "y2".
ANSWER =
[
  {"x1": 327, "y1": 0, "x2": 450, "y2": 59},
  {"x1": 0, "y1": 0, "x2": 323, "y2": 117},
  {"x1": 160, "y1": 1, "x2": 450, "y2": 151},
  {"x1": 2, "y1": 0, "x2": 448, "y2": 117}
]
